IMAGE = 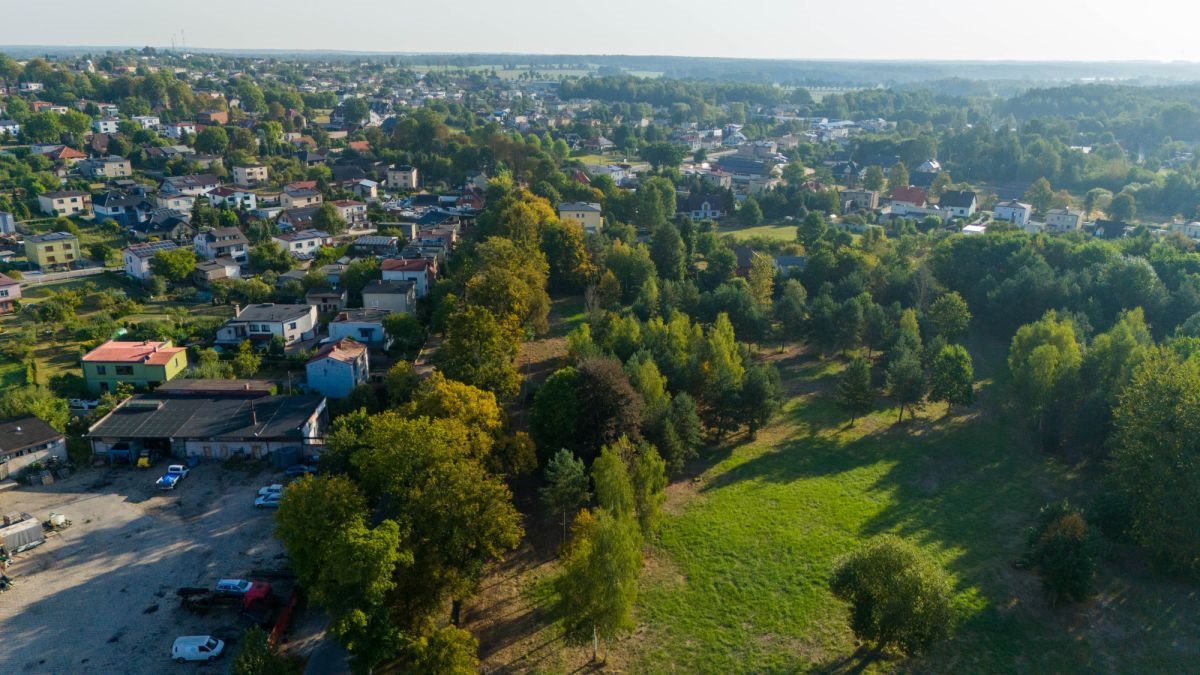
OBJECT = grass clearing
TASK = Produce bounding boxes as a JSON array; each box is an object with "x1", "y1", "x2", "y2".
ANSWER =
[{"x1": 720, "y1": 222, "x2": 799, "y2": 243}]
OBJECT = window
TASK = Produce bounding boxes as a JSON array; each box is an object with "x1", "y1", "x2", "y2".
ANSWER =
[
  {"x1": 288, "y1": 322, "x2": 298, "y2": 330},
  {"x1": 44, "y1": 245, "x2": 54, "y2": 252},
  {"x1": 95, "y1": 365, "x2": 107, "y2": 375},
  {"x1": 115, "y1": 365, "x2": 134, "y2": 375}
]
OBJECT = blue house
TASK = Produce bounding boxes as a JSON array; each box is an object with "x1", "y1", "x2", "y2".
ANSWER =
[{"x1": 305, "y1": 338, "x2": 369, "y2": 399}]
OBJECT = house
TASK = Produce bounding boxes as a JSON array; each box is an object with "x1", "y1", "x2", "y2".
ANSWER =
[
  {"x1": 306, "y1": 288, "x2": 347, "y2": 314},
  {"x1": 0, "y1": 211, "x2": 14, "y2": 234},
  {"x1": 994, "y1": 199, "x2": 1033, "y2": 226},
  {"x1": 192, "y1": 257, "x2": 241, "y2": 287},
  {"x1": 281, "y1": 187, "x2": 323, "y2": 210},
  {"x1": 94, "y1": 190, "x2": 149, "y2": 226},
  {"x1": 962, "y1": 224, "x2": 988, "y2": 236},
  {"x1": 206, "y1": 186, "x2": 257, "y2": 211},
  {"x1": 0, "y1": 416, "x2": 67, "y2": 476},
  {"x1": 81, "y1": 339, "x2": 189, "y2": 395},
  {"x1": 38, "y1": 191, "x2": 93, "y2": 218},
  {"x1": 38, "y1": 145, "x2": 86, "y2": 165},
  {"x1": 1046, "y1": 208, "x2": 1084, "y2": 233},
  {"x1": 194, "y1": 227, "x2": 249, "y2": 262},
  {"x1": 387, "y1": 164, "x2": 418, "y2": 190},
  {"x1": 123, "y1": 240, "x2": 178, "y2": 281},
  {"x1": 0, "y1": 272, "x2": 21, "y2": 314},
  {"x1": 278, "y1": 206, "x2": 319, "y2": 230},
  {"x1": 215, "y1": 303, "x2": 318, "y2": 346},
  {"x1": 680, "y1": 192, "x2": 732, "y2": 221},
  {"x1": 329, "y1": 308, "x2": 392, "y2": 349},
  {"x1": 0, "y1": 119, "x2": 21, "y2": 136},
  {"x1": 274, "y1": 229, "x2": 332, "y2": 258},
  {"x1": 162, "y1": 174, "x2": 221, "y2": 197},
  {"x1": 305, "y1": 338, "x2": 369, "y2": 399},
  {"x1": 352, "y1": 179, "x2": 378, "y2": 200},
  {"x1": 557, "y1": 202, "x2": 603, "y2": 233},
  {"x1": 938, "y1": 190, "x2": 978, "y2": 219},
  {"x1": 79, "y1": 155, "x2": 132, "y2": 179},
  {"x1": 160, "y1": 122, "x2": 197, "y2": 139},
  {"x1": 296, "y1": 149, "x2": 329, "y2": 167},
  {"x1": 362, "y1": 279, "x2": 417, "y2": 313},
  {"x1": 840, "y1": 188, "x2": 879, "y2": 212},
  {"x1": 773, "y1": 255, "x2": 807, "y2": 276},
  {"x1": 889, "y1": 186, "x2": 928, "y2": 209},
  {"x1": 1092, "y1": 219, "x2": 1131, "y2": 240},
  {"x1": 156, "y1": 192, "x2": 195, "y2": 211},
  {"x1": 331, "y1": 200, "x2": 368, "y2": 226},
  {"x1": 25, "y1": 231, "x2": 80, "y2": 268},
  {"x1": 585, "y1": 136, "x2": 615, "y2": 153},
  {"x1": 197, "y1": 110, "x2": 229, "y2": 125},
  {"x1": 88, "y1": 392, "x2": 328, "y2": 462},
  {"x1": 232, "y1": 164, "x2": 268, "y2": 186},
  {"x1": 131, "y1": 115, "x2": 160, "y2": 129},
  {"x1": 92, "y1": 117, "x2": 120, "y2": 134},
  {"x1": 131, "y1": 209, "x2": 194, "y2": 244},
  {"x1": 381, "y1": 257, "x2": 435, "y2": 297},
  {"x1": 352, "y1": 234, "x2": 400, "y2": 256}
]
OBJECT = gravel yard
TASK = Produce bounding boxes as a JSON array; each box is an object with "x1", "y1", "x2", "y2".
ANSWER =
[{"x1": 0, "y1": 463, "x2": 287, "y2": 674}]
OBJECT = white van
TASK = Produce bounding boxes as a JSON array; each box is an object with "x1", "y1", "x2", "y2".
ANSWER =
[{"x1": 171, "y1": 636, "x2": 224, "y2": 663}]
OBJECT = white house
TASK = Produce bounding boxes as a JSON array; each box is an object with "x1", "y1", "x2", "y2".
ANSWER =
[
  {"x1": 131, "y1": 115, "x2": 161, "y2": 129},
  {"x1": 331, "y1": 200, "x2": 368, "y2": 226},
  {"x1": 1046, "y1": 208, "x2": 1084, "y2": 233},
  {"x1": 194, "y1": 227, "x2": 249, "y2": 262},
  {"x1": 123, "y1": 240, "x2": 178, "y2": 281},
  {"x1": 92, "y1": 117, "x2": 120, "y2": 134},
  {"x1": 328, "y1": 308, "x2": 392, "y2": 349},
  {"x1": 994, "y1": 199, "x2": 1032, "y2": 226},
  {"x1": 386, "y1": 164, "x2": 418, "y2": 190},
  {"x1": 161, "y1": 122, "x2": 197, "y2": 139},
  {"x1": 938, "y1": 190, "x2": 977, "y2": 219},
  {"x1": 206, "y1": 186, "x2": 258, "y2": 211},
  {"x1": 381, "y1": 257, "x2": 435, "y2": 297},
  {"x1": 233, "y1": 165, "x2": 268, "y2": 186},
  {"x1": 305, "y1": 338, "x2": 369, "y2": 399},
  {"x1": 362, "y1": 280, "x2": 417, "y2": 314},
  {"x1": 215, "y1": 303, "x2": 318, "y2": 346},
  {"x1": 0, "y1": 120, "x2": 21, "y2": 136},
  {"x1": 162, "y1": 174, "x2": 221, "y2": 197},
  {"x1": 273, "y1": 229, "x2": 331, "y2": 257}
]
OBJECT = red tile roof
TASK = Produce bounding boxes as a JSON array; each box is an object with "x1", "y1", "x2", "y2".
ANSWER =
[
  {"x1": 82, "y1": 340, "x2": 185, "y2": 365},
  {"x1": 381, "y1": 258, "x2": 432, "y2": 273},
  {"x1": 307, "y1": 337, "x2": 366, "y2": 365},
  {"x1": 889, "y1": 185, "x2": 927, "y2": 206}
]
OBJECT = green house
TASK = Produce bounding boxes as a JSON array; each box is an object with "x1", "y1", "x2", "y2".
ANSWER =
[{"x1": 81, "y1": 340, "x2": 189, "y2": 395}]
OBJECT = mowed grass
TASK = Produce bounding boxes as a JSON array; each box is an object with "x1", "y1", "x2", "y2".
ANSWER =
[
  {"x1": 625, "y1": 349, "x2": 1200, "y2": 673},
  {"x1": 720, "y1": 222, "x2": 799, "y2": 242}
]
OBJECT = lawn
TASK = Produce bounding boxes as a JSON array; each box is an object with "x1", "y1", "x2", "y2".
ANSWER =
[
  {"x1": 720, "y1": 222, "x2": 799, "y2": 243},
  {"x1": 618, "y1": 346, "x2": 1200, "y2": 672}
]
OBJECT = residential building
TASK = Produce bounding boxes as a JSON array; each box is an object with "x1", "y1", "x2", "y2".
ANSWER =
[
  {"x1": 278, "y1": 206, "x2": 318, "y2": 230},
  {"x1": 328, "y1": 308, "x2": 392, "y2": 349},
  {"x1": 0, "y1": 211, "x2": 15, "y2": 234},
  {"x1": 1046, "y1": 208, "x2": 1084, "y2": 233},
  {"x1": 274, "y1": 229, "x2": 331, "y2": 257},
  {"x1": 37, "y1": 190, "x2": 93, "y2": 218},
  {"x1": 215, "y1": 303, "x2": 318, "y2": 345},
  {"x1": 351, "y1": 234, "x2": 400, "y2": 257},
  {"x1": 362, "y1": 279, "x2": 417, "y2": 313},
  {"x1": 232, "y1": 164, "x2": 268, "y2": 186},
  {"x1": 194, "y1": 227, "x2": 249, "y2": 262},
  {"x1": 161, "y1": 174, "x2": 221, "y2": 197},
  {"x1": 0, "y1": 416, "x2": 66, "y2": 476},
  {"x1": 192, "y1": 258, "x2": 241, "y2": 287},
  {"x1": 37, "y1": 145, "x2": 86, "y2": 165},
  {"x1": 889, "y1": 185, "x2": 928, "y2": 209},
  {"x1": 938, "y1": 190, "x2": 978, "y2": 219},
  {"x1": 994, "y1": 199, "x2": 1033, "y2": 226},
  {"x1": 331, "y1": 200, "x2": 368, "y2": 226},
  {"x1": 81, "y1": 339, "x2": 188, "y2": 395},
  {"x1": 306, "y1": 288, "x2": 347, "y2": 314},
  {"x1": 206, "y1": 186, "x2": 257, "y2": 211},
  {"x1": 94, "y1": 190, "x2": 150, "y2": 226},
  {"x1": 381, "y1": 257, "x2": 435, "y2": 297},
  {"x1": 352, "y1": 179, "x2": 378, "y2": 200},
  {"x1": 305, "y1": 338, "x2": 369, "y2": 399},
  {"x1": 92, "y1": 117, "x2": 120, "y2": 134},
  {"x1": 680, "y1": 192, "x2": 732, "y2": 221},
  {"x1": 156, "y1": 192, "x2": 195, "y2": 211},
  {"x1": 386, "y1": 164, "x2": 418, "y2": 190},
  {"x1": 80, "y1": 155, "x2": 132, "y2": 179},
  {"x1": 281, "y1": 187, "x2": 323, "y2": 210},
  {"x1": 88, "y1": 392, "x2": 328, "y2": 462},
  {"x1": 0, "y1": 119, "x2": 21, "y2": 136},
  {"x1": 161, "y1": 122, "x2": 197, "y2": 139},
  {"x1": 840, "y1": 188, "x2": 880, "y2": 212},
  {"x1": 197, "y1": 110, "x2": 229, "y2": 125},
  {"x1": 123, "y1": 240, "x2": 178, "y2": 281},
  {"x1": 557, "y1": 202, "x2": 603, "y2": 233},
  {"x1": 0, "y1": 272, "x2": 20, "y2": 314},
  {"x1": 131, "y1": 114, "x2": 160, "y2": 129},
  {"x1": 25, "y1": 231, "x2": 80, "y2": 268}
]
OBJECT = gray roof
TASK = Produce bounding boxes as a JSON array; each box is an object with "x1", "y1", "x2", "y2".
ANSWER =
[
  {"x1": 27, "y1": 231, "x2": 77, "y2": 243},
  {"x1": 353, "y1": 235, "x2": 399, "y2": 247},
  {"x1": 938, "y1": 190, "x2": 977, "y2": 209},
  {"x1": 333, "y1": 308, "x2": 390, "y2": 323},
  {"x1": 0, "y1": 416, "x2": 63, "y2": 455},
  {"x1": 231, "y1": 303, "x2": 313, "y2": 323},
  {"x1": 89, "y1": 394, "x2": 324, "y2": 442},
  {"x1": 363, "y1": 279, "x2": 415, "y2": 295},
  {"x1": 559, "y1": 201, "x2": 602, "y2": 213}
]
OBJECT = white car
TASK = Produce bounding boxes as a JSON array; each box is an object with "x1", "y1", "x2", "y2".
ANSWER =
[
  {"x1": 68, "y1": 398, "x2": 100, "y2": 410},
  {"x1": 257, "y1": 484, "x2": 284, "y2": 497},
  {"x1": 255, "y1": 493, "x2": 282, "y2": 509},
  {"x1": 171, "y1": 635, "x2": 224, "y2": 663}
]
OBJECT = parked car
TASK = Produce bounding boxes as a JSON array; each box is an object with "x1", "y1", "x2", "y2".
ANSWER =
[
  {"x1": 257, "y1": 484, "x2": 284, "y2": 497},
  {"x1": 285, "y1": 464, "x2": 318, "y2": 478},
  {"x1": 171, "y1": 635, "x2": 224, "y2": 663},
  {"x1": 68, "y1": 398, "x2": 100, "y2": 410},
  {"x1": 156, "y1": 464, "x2": 190, "y2": 490},
  {"x1": 214, "y1": 578, "x2": 272, "y2": 598},
  {"x1": 255, "y1": 493, "x2": 282, "y2": 509}
]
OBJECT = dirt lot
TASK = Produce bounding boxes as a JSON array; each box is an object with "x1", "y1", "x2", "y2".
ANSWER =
[{"x1": 0, "y1": 463, "x2": 288, "y2": 674}]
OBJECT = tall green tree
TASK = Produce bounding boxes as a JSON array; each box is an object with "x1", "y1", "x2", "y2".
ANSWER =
[
  {"x1": 927, "y1": 292, "x2": 971, "y2": 342},
  {"x1": 150, "y1": 247, "x2": 197, "y2": 283},
  {"x1": 863, "y1": 165, "x2": 886, "y2": 192},
  {"x1": 1023, "y1": 501, "x2": 1101, "y2": 605},
  {"x1": 886, "y1": 344, "x2": 926, "y2": 422},
  {"x1": 1023, "y1": 177, "x2": 1054, "y2": 215},
  {"x1": 540, "y1": 448, "x2": 591, "y2": 545},
  {"x1": 592, "y1": 442, "x2": 635, "y2": 519},
  {"x1": 1008, "y1": 310, "x2": 1081, "y2": 433},
  {"x1": 650, "y1": 222, "x2": 686, "y2": 282},
  {"x1": 435, "y1": 305, "x2": 522, "y2": 401},
  {"x1": 928, "y1": 344, "x2": 974, "y2": 408},
  {"x1": 836, "y1": 357, "x2": 875, "y2": 423},
  {"x1": 886, "y1": 162, "x2": 909, "y2": 191}
]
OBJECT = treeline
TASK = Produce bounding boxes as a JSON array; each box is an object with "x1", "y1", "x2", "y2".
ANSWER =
[{"x1": 559, "y1": 75, "x2": 810, "y2": 108}]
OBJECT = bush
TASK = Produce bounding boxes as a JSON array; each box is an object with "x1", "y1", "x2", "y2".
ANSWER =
[{"x1": 1023, "y1": 500, "x2": 1102, "y2": 605}]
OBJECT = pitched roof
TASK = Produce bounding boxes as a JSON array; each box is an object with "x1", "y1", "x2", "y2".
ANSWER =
[
  {"x1": 231, "y1": 303, "x2": 313, "y2": 323},
  {"x1": 333, "y1": 308, "x2": 390, "y2": 323},
  {"x1": 363, "y1": 279, "x2": 416, "y2": 295},
  {"x1": 82, "y1": 340, "x2": 185, "y2": 366},
  {"x1": 381, "y1": 258, "x2": 432, "y2": 273},
  {"x1": 0, "y1": 416, "x2": 63, "y2": 455},
  {"x1": 0, "y1": 272, "x2": 18, "y2": 287},
  {"x1": 125, "y1": 240, "x2": 178, "y2": 258},
  {"x1": 558, "y1": 201, "x2": 602, "y2": 213},
  {"x1": 308, "y1": 338, "x2": 366, "y2": 365},
  {"x1": 938, "y1": 190, "x2": 977, "y2": 209},
  {"x1": 275, "y1": 228, "x2": 330, "y2": 242},
  {"x1": 889, "y1": 186, "x2": 927, "y2": 205}
]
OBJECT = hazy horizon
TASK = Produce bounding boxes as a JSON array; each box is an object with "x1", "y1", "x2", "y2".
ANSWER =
[{"x1": 10, "y1": 0, "x2": 1200, "y2": 62}]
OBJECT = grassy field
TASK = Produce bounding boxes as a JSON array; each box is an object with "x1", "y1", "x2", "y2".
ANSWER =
[
  {"x1": 475, "y1": 339, "x2": 1200, "y2": 672},
  {"x1": 720, "y1": 222, "x2": 799, "y2": 242}
]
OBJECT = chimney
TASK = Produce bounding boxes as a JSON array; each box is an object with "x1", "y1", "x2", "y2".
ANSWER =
[
  {"x1": 250, "y1": 401, "x2": 257, "y2": 426},
  {"x1": 233, "y1": 303, "x2": 241, "y2": 318}
]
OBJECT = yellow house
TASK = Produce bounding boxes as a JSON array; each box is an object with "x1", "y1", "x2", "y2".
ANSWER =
[
  {"x1": 81, "y1": 340, "x2": 189, "y2": 395},
  {"x1": 25, "y1": 231, "x2": 80, "y2": 269},
  {"x1": 557, "y1": 202, "x2": 604, "y2": 233}
]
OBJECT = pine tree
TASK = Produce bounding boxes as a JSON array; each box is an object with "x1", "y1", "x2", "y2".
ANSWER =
[{"x1": 836, "y1": 357, "x2": 875, "y2": 423}]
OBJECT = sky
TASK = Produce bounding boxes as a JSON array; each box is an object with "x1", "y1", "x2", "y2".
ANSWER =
[{"x1": 7, "y1": 0, "x2": 1200, "y2": 62}]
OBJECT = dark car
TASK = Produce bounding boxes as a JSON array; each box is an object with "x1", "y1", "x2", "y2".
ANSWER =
[{"x1": 284, "y1": 464, "x2": 318, "y2": 478}]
